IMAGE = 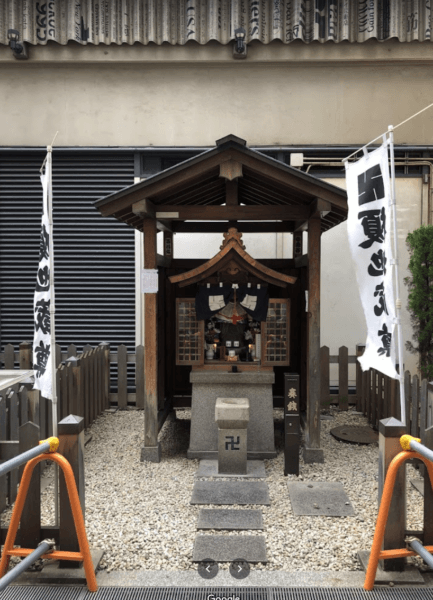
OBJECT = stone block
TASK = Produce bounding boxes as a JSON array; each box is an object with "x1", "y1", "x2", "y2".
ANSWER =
[
  {"x1": 287, "y1": 481, "x2": 354, "y2": 516},
  {"x1": 193, "y1": 535, "x2": 267, "y2": 562},
  {"x1": 188, "y1": 372, "x2": 276, "y2": 460},
  {"x1": 218, "y1": 428, "x2": 247, "y2": 474},
  {"x1": 197, "y1": 509, "x2": 264, "y2": 530},
  {"x1": 215, "y1": 397, "x2": 249, "y2": 429},
  {"x1": 195, "y1": 459, "x2": 266, "y2": 479},
  {"x1": 191, "y1": 481, "x2": 270, "y2": 505},
  {"x1": 140, "y1": 443, "x2": 161, "y2": 463}
]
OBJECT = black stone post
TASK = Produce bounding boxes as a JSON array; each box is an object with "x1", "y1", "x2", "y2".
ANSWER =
[
  {"x1": 58, "y1": 414, "x2": 85, "y2": 567},
  {"x1": 378, "y1": 417, "x2": 406, "y2": 571},
  {"x1": 284, "y1": 373, "x2": 300, "y2": 476}
]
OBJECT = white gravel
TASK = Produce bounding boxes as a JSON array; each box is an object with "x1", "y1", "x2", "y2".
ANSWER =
[{"x1": 1, "y1": 406, "x2": 428, "y2": 574}]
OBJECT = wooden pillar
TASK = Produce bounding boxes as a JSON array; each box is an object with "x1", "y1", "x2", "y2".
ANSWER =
[
  {"x1": 141, "y1": 218, "x2": 161, "y2": 463},
  {"x1": 304, "y1": 217, "x2": 324, "y2": 463}
]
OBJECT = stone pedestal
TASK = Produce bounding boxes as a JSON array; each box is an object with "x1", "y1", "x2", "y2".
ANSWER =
[
  {"x1": 215, "y1": 397, "x2": 249, "y2": 474},
  {"x1": 188, "y1": 370, "x2": 276, "y2": 460}
]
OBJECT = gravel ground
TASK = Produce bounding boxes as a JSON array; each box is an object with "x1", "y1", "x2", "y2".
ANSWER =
[{"x1": 1, "y1": 406, "x2": 428, "y2": 574}]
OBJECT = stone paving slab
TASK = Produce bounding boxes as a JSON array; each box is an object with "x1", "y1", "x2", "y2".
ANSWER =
[
  {"x1": 197, "y1": 508, "x2": 264, "y2": 530},
  {"x1": 287, "y1": 481, "x2": 354, "y2": 516},
  {"x1": 193, "y1": 534, "x2": 267, "y2": 562},
  {"x1": 195, "y1": 460, "x2": 266, "y2": 479},
  {"x1": 358, "y1": 550, "x2": 424, "y2": 584},
  {"x1": 191, "y1": 481, "x2": 270, "y2": 505}
]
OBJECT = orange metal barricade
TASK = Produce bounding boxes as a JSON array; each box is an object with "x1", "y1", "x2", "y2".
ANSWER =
[
  {"x1": 0, "y1": 451, "x2": 97, "y2": 592},
  {"x1": 364, "y1": 449, "x2": 433, "y2": 591}
]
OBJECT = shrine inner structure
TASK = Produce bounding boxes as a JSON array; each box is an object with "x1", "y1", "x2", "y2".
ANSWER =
[{"x1": 94, "y1": 134, "x2": 348, "y2": 464}]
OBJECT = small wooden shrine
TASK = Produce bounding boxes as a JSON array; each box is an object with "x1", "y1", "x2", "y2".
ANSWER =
[{"x1": 94, "y1": 134, "x2": 348, "y2": 464}]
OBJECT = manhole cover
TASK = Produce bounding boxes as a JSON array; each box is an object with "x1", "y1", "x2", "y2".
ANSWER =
[{"x1": 330, "y1": 425, "x2": 378, "y2": 445}]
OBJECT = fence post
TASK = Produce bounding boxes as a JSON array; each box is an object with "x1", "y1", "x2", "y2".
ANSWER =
[
  {"x1": 66, "y1": 357, "x2": 79, "y2": 418},
  {"x1": 411, "y1": 375, "x2": 419, "y2": 438},
  {"x1": 378, "y1": 417, "x2": 406, "y2": 571},
  {"x1": 320, "y1": 346, "x2": 329, "y2": 408},
  {"x1": 58, "y1": 414, "x2": 85, "y2": 566},
  {"x1": 99, "y1": 343, "x2": 110, "y2": 410},
  {"x1": 19, "y1": 342, "x2": 32, "y2": 370},
  {"x1": 117, "y1": 344, "x2": 128, "y2": 410},
  {"x1": 136, "y1": 345, "x2": 144, "y2": 410},
  {"x1": 338, "y1": 346, "x2": 348, "y2": 411},
  {"x1": 4, "y1": 345, "x2": 15, "y2": 369},
  {"x1": 371, "y1": 370, "x2": 377, "y2": 429},
  {"x1": 356, "y1": 344, "x2": 365, "y2": 412},
  {"x1": 377, "y1": 373, "x2": 383, "y2": 424},
  {"x1": 18, "y1": 422, "x2": 41, "y2": 549},
  {"x1": 423, "y1": 425, "x2": 433, "y2": 546},
  {"x1": 404, "y1": 371, "x2": 411, "y2": 432}
]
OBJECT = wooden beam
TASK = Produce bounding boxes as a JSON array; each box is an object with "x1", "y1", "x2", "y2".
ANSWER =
[
  {"x1": 309, "y1": 198, "x2": 332, "y2": 218},
  {"x1": 132, "y1": 198, "x2": 156, "y2": 219},
  {"x1": 143, "y1": 219, "x2": 159, "y2": 459},
  {"x1": 293, "y1": 199, "x2": 332, "y2": 233},
  {"x1": 225, "y1": 180, "x2": 238, "y2": 205},
  {"x1": 293, "y1": 220, "x2": 309, "y2": 233},
  {"x1": 220, "y1": 159, "x2": 243, "y2": 181},
  {"x1": 305, "y1": 217, "x2": 323, "y2": 463},
  {"x1": 294, "y1": 254, "x2": 308, "y2": 269},
  {"x1": 156, "y1": 254, "x2": 171, "y2": 268},
  {"x1": 156, "y1": 220, "x2": 173, "y2": 233},
  {"x1": 154, "y1": 205, "x2": 309, "y2": 221},
  {"x1": 172, "y1": 221, "x2": 294, "y2": 233}
]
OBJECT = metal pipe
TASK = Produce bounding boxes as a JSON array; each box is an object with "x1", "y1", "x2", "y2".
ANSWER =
[
  {"x1": 407, "y1": 537, "x2": 433, "y2": 569},
  {"x1": 0, "y1": 145, "x2": 433, "y2": 154},
  {"x1": 0, "y1": 540, "x2": 54, "y2": 592},
  {"x1": 409, "y1": 439, "x2": 433, "y2": 464},
  {"x1": 0, "y1": 442, "x2": 50, "y2": 478}
]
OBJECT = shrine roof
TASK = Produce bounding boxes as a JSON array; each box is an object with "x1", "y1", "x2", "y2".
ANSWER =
[
  {"x1": 169, "y1": 228, "x2": 297, "y2": 288},
  {"x1": 94, "y1": 134, "x2": 348, "y2": 234}
]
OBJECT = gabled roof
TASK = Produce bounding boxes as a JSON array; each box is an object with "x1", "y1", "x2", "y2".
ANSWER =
[
  {"x1": 169, "y1": 228, "x2": 297, "y2": 288},
  {"x1": 94, "y1": 134, "x2": 348, "y2": 234}
]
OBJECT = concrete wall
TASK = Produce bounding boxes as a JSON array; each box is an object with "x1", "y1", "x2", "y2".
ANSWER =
[{"x1": 1, "y1": 40, "x2": 433, "y2": 146}]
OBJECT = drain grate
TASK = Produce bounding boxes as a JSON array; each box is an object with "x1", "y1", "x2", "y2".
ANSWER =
[
  {"x1": 4, "y1": 587, "x2": 433, "y2": 600},
  {"x1": 4, "y1": 587, "x2": 85, "y2": 600}
]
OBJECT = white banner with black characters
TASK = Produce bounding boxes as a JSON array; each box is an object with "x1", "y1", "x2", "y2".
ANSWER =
[
  {"x1": 33, "y1": 151, "x2": 53, "y2": 400},
  {"x1": 345, "y1": 143, "x2": 398, "y2": 380}
]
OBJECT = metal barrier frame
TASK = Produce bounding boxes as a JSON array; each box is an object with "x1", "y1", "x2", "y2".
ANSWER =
[
  {"x1": 0, "y1": 451, "x2": 97, "y2": 593},
  {"x1": 364, "y1": 449, "x2": 433, "y2": 591}
]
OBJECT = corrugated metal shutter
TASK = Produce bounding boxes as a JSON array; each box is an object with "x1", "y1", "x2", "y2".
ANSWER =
[{"x1": 0, "y1": 151, "x2": 135, "y2": 357}]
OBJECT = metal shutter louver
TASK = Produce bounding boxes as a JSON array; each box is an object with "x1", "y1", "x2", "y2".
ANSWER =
[{"x1": 0, "y1": 151, "x2": 135, "y2": 358}]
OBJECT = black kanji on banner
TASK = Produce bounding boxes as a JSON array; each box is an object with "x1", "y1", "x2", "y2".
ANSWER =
[
  {"x1": 358, "y1": 165, "x2": 385, "y2": 206},
  {"x1": 34, "y1": 339, "x2": 50, "y2": 377},
  {"x1": 34, "y1": 298, "x2": 51, "y2": 335},
  {"x1": 358, "y1": 207, "x2": 386, "y2": 249},
  {"x1": 377, "y1": 323, "x2": 392, "y2": 357}
]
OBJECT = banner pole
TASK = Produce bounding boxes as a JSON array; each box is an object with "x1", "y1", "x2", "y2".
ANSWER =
[
  {"x1": 46, "y1": 145, "x2": 59, "y2": 526},
  {"x1": 388, "y1": 125, "x2": 406, "y2": 426}
]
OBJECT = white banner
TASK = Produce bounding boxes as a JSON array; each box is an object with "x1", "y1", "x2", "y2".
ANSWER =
[
  {"x1": 345, "y1": 144, "x2": 398, "y2": 379},
  {"x1": 33, "y1": 151, "x2": 53, "y2": 400}
]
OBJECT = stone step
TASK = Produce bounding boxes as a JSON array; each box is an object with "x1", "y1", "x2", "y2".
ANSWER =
[
  {"x1": 195, "y1": 459, "x2": 266, "y2": 479},
  {"x1": 197, "y1": 508, "x2": 264, "y2": 530},
  {"x1": 193, "y1": 534, "x2": 267, "y2": 563},
  {"x1": 191, "y1": 481, "x2": 270, "y2": 506}
]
